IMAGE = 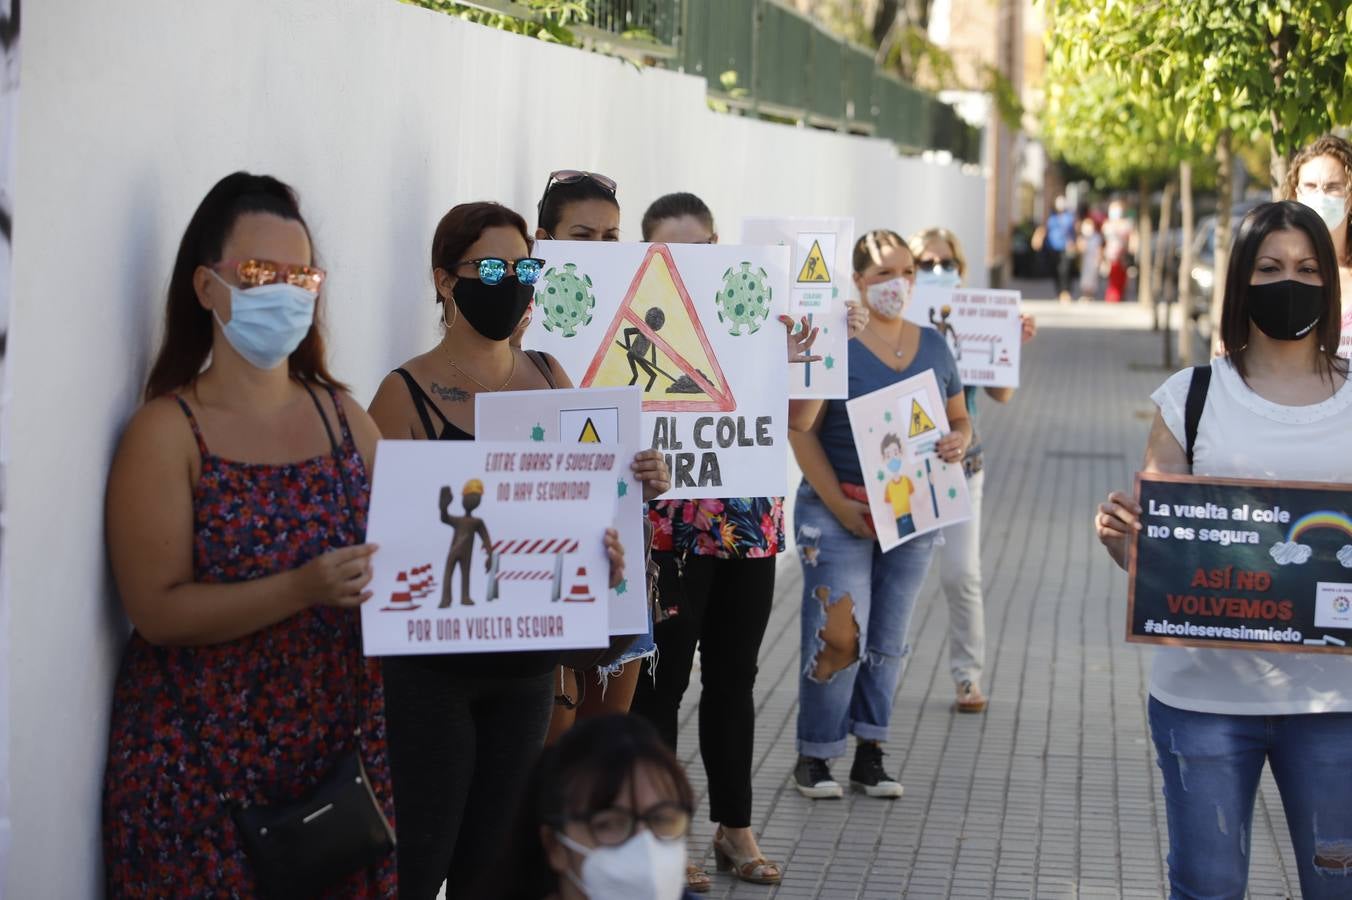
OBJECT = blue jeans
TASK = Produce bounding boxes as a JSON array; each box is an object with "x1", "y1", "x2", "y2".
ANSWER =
[
  {"x1": 794, "y1": 483, "x2": 936, "y2": 759},
  {"x1": 1149, "y1": 696, "x2": 1352, "y2": 899}
]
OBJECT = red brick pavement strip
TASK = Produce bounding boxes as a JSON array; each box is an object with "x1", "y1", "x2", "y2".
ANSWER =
[{"x1": 672, "y1": 302, "x2": 1302, "y2": 899}]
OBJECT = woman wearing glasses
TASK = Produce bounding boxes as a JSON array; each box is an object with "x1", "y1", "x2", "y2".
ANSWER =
[
  {"x1": 908, "y1": 227, "x2": 1036, "y2": 713},
  {"x1": 1281, "y1": 134, "x2": 1352, "y2": 349},
  {"x1": 527, "y1": 170, "x2": 665, "y2": 738},
  {"x1": 368, "y1": 200, "x2": 660, "y2": 899},
  {"x1": 102, "y1": 172, "x2": 396, "y2": 896},
  {"x1": 485, "y1": 714, "x2": 701, "y2": 900}
]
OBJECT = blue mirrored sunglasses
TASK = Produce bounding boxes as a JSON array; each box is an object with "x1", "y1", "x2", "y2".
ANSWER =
[{"x1": 457, "y1": 257, "x2": 546, "y2": 286}]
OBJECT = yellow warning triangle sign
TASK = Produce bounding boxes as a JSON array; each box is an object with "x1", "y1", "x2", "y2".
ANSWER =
[
  {"x1": 582, "y1": 244, "x2": 736, "y2": 412},
  {"x1": 796, "y1": 240, "x2": 830, "y2": 283},
  {"x1": 908, "y1": 399, "x2": 937, "y2": 438},
  {"x1": 577, "y1": 417, "x2": 602, "y2": 443}
]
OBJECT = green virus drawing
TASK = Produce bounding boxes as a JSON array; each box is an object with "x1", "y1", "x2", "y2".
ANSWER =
[
  {"x1": 617, "y1": 478, "x2": 629, "y2": 498},
  {"x1": 884, "y1": 410, "x2": 893, "y2": 423},
  {"x1": 948, "y1": 487, "x2": 958, "y2": 500},
  {"x1": 876, "y1": 470, "x2": 886, "y2": 482},
  {"x1": 530, "y1": 423, "x2": 546, "y2": 442},
  {"x1": 824, "y1": 355, "x2": 836, "y2": 370},
  {"x1": 539, "y1": 263, "x2": 596, "y2": 337},
  {"x1": 715, "y1": 262, "x2": 773, "y2": 336},
  {"x1": 616, "y1": 578, "x2": 629, "y2": 596}
]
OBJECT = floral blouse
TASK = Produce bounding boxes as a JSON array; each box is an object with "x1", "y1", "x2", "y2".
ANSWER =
[{"x1": 648, "y1": 496, "x2": 785, "y2": 559}]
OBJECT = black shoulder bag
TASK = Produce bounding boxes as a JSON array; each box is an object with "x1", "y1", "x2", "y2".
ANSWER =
[
  {"x1": 159, "y1": 385, "x2": 394, "y2": 898},
  {"x1": 1184, "y1": 365, "x2": 1211, "y2": 468}
]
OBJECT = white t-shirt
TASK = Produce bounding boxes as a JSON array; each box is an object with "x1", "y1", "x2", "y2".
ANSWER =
[{"x1": 1149, "y1": 358, "x2": 1352, "y2": 714}]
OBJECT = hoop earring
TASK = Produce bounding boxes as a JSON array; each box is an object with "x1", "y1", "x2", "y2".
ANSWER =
[{"x1": 442, "y1": 297, "x2": 458, "y2": 331}]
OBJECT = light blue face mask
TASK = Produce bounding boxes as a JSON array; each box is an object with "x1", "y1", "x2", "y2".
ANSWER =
[
  {"x1": 886, "y1": 457, "x2": 903, "y2": 474},
  {"x1": 211, "y1": 272, "x2": 317, "y2": 370},
  {"x1": 916, "y1": 268, "x2": 961, "y2": 290}
]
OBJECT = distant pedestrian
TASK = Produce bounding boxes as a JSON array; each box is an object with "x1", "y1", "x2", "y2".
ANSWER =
[
  {"x1": 1096, "y1": 201, "x2": 1352, "y2": 900},
  {"x1": 1045, "y1": 196, "x2": 1076, "y2": 303},
  {"x1": 1101, "y1": 198, "x2": 1134, "y2": 303},
  {"x1": 1077, "y1": 215, "x2": 1102, "y2": 301}
]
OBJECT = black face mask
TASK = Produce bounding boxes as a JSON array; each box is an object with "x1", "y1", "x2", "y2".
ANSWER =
[
  {"x1": 452, "y1": 275, "x2": 534, "y2": 342},
  {"x1": 1247, "y1": 279, "x2": 1325, "y2": 342}
]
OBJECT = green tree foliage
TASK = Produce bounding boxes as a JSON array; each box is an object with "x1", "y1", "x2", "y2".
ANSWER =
[{"x1": 402, "y1": 1, "x2": 591, "y2": 46}]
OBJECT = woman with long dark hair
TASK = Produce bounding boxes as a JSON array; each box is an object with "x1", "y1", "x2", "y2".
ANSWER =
[
  {"x1": 368, "y1": 199, "x2": 657, "y2": 899},
  {"x1": 102, "y1": 172, "x2": 396, "y2": 896},
  {"x1": 1097, "y1": 201, "x2": 1352, "y2": 899},
  {"x1": 486, "y1": 715, "x2": 700, "y2": 900}
]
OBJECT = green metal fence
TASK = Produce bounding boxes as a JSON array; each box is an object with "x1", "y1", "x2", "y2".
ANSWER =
[{"x1": 451, "y1": 0, "x2": 981, "y2": 160}]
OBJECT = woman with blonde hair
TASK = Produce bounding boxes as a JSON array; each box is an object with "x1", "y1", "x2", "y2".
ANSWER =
[{"x1": 906, "y1": 226, "x2": 1036, "y2": 713}]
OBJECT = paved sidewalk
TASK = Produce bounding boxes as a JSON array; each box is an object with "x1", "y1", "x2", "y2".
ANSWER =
[{"x1": 678, "y1": 300, "x2": 1302, "y2": 899}]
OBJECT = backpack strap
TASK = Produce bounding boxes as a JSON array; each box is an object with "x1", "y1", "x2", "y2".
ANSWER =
[{"x1": 1183, "y1": 365, "x2": 1212, "y2": 469}]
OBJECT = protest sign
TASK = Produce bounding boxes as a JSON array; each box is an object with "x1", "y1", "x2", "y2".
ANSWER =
[
  {"x1": 476, "y1": 386, "x2": 645, "y2": 635},
  {"x1": 362, "y1": 440, "x2": 617, "y2": 656},
  {"x1": 845, "y1": 369, "x2": 972, "y2": 552},
  {"x1": 525, "y1": 240, "x2": 790, "y2": 499},
  {"x1": 1129, "y1": 472, "x2": 1352, "y2": 653},
  {"x1": 906, "y1": 286, "x2": 1022, "y2": 388},
  {"x1": 740, "y1": 216, "x2": 855, "y2": 400}
]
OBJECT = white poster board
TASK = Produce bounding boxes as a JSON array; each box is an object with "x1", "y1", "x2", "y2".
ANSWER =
[
  {"x1": 362, "y1": 440, "x2": 618, "y2": 656},
  {"x1": 906, "y1": 286, "x2": 1022, "y2": 388},
  {"x1": 476, "y1": 386, "x2": 646, "y2": 635},
  {"x1": 525, "y1": 240, "x2": 790, "y2": 499},
  {"x1": 740, "y1": 216, "x2": 855, "y2": 400},
  {"x1": 845, "y1": 369, "x2": 972, "y2": 552}
]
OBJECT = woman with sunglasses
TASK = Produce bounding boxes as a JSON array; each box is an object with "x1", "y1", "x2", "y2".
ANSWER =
[
  {"x1": 527, "y1": 170, "x2": 665, "y2": 739},
  {"x1": 368, "y1": 200, "x2": 656, "y2": 899},
  {"x1": 909, "y1": 227, "x2": 1037, "y2": 714},
  {"x1": 102, "y1": 172, "x2": 396, "y2": 896},
  {"x1": 485, "y1": 714, "x2": 700, "y2": 900},
  {"x1": 1095, "y1": 201, "x2": 1352, "y2": 899}
]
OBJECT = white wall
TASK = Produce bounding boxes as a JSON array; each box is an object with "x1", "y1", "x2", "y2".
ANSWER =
[{"x1": 5, "y1": 1, "x2": 985, "y2": 895}]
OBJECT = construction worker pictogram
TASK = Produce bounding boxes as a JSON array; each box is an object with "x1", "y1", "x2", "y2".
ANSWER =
[
  {"x1": 563, "y1": 565, "x2": 596, "y2": 602},
  {"x1": 908, "y1": 398, "x2": 937, "y2": 439},
  {"x1": 796, "y1": 239, "x2": 831, "y2": 283},
  {"x1": 581, "y1": 243, "x2": 736, "y2": 412},
  {"x1": 382, "y1": 569, "x2": 423, "y2": 612},
  {"x1": 577, "y1": 417, "x2": 602, "y2": 443}
]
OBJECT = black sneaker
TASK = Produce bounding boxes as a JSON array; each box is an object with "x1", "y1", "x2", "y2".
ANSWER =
[
  {"x1": 850, "y1": 742, "x2": 903, "y2": 798},
  {"x1": 792, "y1": 755, "x2": 844, "y2": 799}
]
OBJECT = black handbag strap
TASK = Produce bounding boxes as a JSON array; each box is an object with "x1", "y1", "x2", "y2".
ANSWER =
[
  {"x1": 156, "y1": 382, "x2": 366, "y2": 807},
  {"x1": 1184, "y1": 365, "x2": 1211, "y2": 469}
]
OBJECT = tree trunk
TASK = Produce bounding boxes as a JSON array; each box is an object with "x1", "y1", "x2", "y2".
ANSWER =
[
  {"x1": 1268, "y1": 26, "x2": 1291, "y2": 196},
  {"x1": 1177, "y1": 161, "x2": 1195, "y2": 366},
  {"x1": 1153, "y1": 179, "x2": 1175, "y2": 304},
  {"x1": 1211, "y1": 131, "x2": 1233, "y2": 356},
  {"x1": 1137, "y1": 175, "x2": 1154, "y2": 309}
]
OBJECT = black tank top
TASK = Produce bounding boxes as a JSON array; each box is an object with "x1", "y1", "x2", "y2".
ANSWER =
[{"x1": 392, "y1": 350, "x2": 557, "y2": 441}]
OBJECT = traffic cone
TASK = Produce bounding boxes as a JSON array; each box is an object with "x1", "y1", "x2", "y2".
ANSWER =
[
  {"x1": 382, "y1": 570, "x2": 420, "y2": 612},
  {"x1": 564, "y1": 566, "x2": 595, "y2": 603}
]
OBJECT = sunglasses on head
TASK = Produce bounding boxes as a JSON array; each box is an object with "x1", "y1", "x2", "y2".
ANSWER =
[
  {"x1": 455, "y1": 257, "x2": 546, "y2": 286},
  {"x1": 917, "y1": 258, "x2": 959, "y2": 273},
  {"x1": 215, "y1": 258, "x2": 326, "y2": 292},
  {"x1": 537, "y1": 169, "x2": 618, "y2": 217}
]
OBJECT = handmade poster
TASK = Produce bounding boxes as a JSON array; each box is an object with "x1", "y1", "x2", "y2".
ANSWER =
[
  {"x1": 475, "y1": 386, "x2": 645, "y2": 635},
  {"x1": 525, "y1": 240, "x2": 790, "y2": 499},
  {"x1": 1339, "y1": 311, "x2": 1351, "y2": 358},
  {"x1": 845, "y1": 369, "x2": 972, "y2": 552},
  {"x1": 1128, "y1": 472, "x2": 1352, "y2": 654},
  {"x1": 906, "y1": 286, "x2": 1022, "y2": 388},
  {"x1": 362, "y1": 440, "x2": 617, "y2": 656},
  {"x1": 740, "y1": 217, "x2": 855, "y2": 400}
]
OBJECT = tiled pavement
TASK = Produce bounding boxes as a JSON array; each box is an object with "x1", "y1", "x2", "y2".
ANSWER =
[{"x1": 677, "y1": 300, "x2": 1303, "y2": 899}]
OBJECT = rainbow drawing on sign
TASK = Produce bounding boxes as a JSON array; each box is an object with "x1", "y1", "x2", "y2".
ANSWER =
[{"x1": 1287, "y1": 511, "x2": 1352, "y2": 543}]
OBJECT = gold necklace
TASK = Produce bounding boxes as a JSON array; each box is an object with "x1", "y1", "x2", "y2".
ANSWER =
[
  {"x1": 866, "y1": 322, "x2": 908, "y2": 360},
  {"x1": 447, "y1": 351, "x2": 517, "y2": 393}
]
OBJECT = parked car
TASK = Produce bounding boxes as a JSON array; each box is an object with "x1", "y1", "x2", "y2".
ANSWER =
[{"x1": 1187, "y1": 199, "x2": 1267, "y2": 316}]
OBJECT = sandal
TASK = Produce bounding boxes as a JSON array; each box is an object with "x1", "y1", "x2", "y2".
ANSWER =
[
  {"x1": 955, "y1": 679, "x2": 988, "y2": 713},
  {"x1": 713, "y1": 829, "x2": 782, "y2": 885},
  {"x1": 686, "y1": 863, "x2": 711, "y2": 893}
]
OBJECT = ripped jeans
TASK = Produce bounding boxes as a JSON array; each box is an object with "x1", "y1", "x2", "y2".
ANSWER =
[
  {"x1": 795, "y1": 482, "x2": 937, "y2": 759},
  {"x1": 1149, "y1": 697, "x2": 1352, "y2": 899}
]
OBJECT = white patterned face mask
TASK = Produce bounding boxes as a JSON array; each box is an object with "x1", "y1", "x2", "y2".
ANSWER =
[{"x1": 866, "y1": 277, "x2": 910, "y2": 319}]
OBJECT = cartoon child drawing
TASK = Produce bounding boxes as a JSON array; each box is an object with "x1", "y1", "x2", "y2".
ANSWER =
[
  {"x1": 881, "y1": 434, "x2": 916, "y2": 538},
  {"x1": 439, "y1": 478, "x2": 492, "y2": 608},
  {"x1": 929, "y1": 304, "x2": 961, "y2": 359}
]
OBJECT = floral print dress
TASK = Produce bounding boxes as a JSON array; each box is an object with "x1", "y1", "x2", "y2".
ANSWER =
[
  {"x1": 102, "y1": 391, "x2": 397, "y2": 898},
  {"x1": 648, "y1": 496, "x2": 785, "y2": 558}
]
